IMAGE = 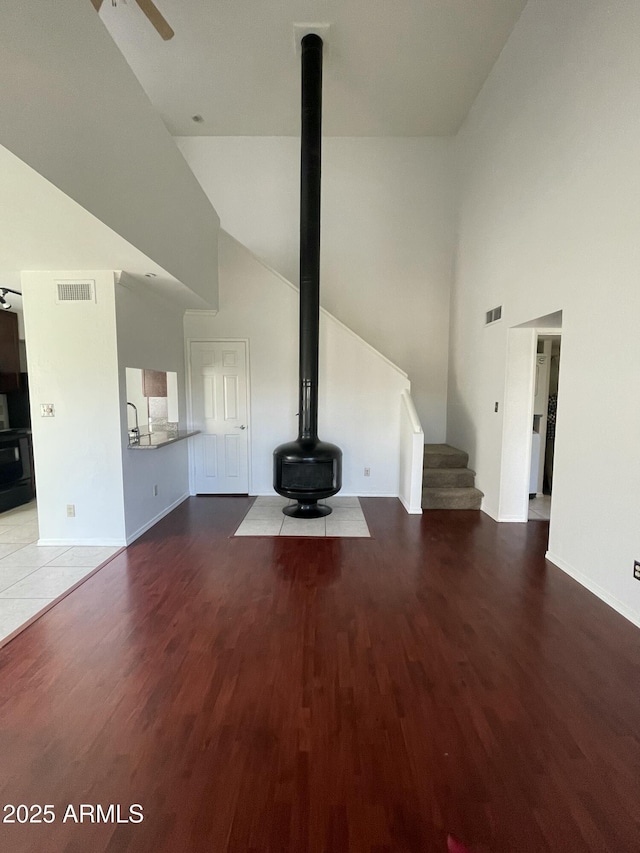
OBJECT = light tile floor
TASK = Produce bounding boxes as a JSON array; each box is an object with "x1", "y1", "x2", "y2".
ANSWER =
[
  {"x1": 0, "y1": 501, "x2": 121, "y2": 648},
  {"x1": 235, "y1": 496, "x2": 371, "y2": 538},
  {"x1": 528, "y1": 495, "x2": 551, "y2": 520}
]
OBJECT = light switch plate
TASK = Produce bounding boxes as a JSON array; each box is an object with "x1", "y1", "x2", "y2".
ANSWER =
[{"x1": 40, "y1": 403, "x2": 55, "y2": 417}]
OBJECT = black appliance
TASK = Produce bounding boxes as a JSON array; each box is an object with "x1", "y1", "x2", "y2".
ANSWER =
[
  {"x1": 6, "y1": 373, "x2": 31, "y2": 430},
  {"x1": 0, "y1": 430, "x2": 34, "y2": 513},
  {"x1": 273, "y1": 33, "x2": 342, "y2": 518}
]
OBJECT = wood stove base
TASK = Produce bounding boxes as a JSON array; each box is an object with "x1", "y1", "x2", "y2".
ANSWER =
[{"x1": 282, "y1": 501, "x2": 332, "y2": 518}]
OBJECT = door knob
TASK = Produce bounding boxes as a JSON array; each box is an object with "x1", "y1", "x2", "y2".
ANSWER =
[{"x1": 235, "y1": 425, "x2": 246, "y2": 430}]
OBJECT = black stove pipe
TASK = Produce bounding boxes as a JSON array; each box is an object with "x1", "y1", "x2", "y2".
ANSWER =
[
  {"x1": 272, "y1": 33, "x2": 342, "y2": 518},
  {"x1": 298, "y1": 33, "x2": 323, "y2": 441}
]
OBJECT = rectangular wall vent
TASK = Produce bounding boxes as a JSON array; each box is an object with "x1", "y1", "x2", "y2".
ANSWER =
[
  {"x1": 485, "y1": 305, "x2": 502, "y2": 325},
  {"x1": 55, "y1": 280, "x2": 96, "y2": 304}
]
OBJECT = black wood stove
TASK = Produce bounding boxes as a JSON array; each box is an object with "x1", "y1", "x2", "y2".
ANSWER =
[{"x1": 273, "y1": 33, "x2": 342, "y2": 518}]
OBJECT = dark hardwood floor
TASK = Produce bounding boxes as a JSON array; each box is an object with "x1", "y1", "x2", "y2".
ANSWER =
[{"x1": 0, "y1": 497, "x2": 638, "y2": 852}]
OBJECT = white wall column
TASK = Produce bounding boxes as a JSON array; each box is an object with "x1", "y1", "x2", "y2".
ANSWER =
[{"x1": 21, "y1": 270, "x2": 126, "y2": 545}]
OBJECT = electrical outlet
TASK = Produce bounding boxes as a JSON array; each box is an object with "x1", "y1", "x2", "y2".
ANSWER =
[
  {"x1": 364, "y1": 467, "x2": 370, "y2": 477},
  {"x1": 66, "y1": 504, "x2": 75, "y2": 518},
  {"x1": 634, "y1": 561, "x2": 640, "y2": 581},
  {"x1": 41, "y1": 403, "x2": 55, "y2": 417},
  {"x1": 153, "y1": 485, "x2": 159, "y2": 497}
]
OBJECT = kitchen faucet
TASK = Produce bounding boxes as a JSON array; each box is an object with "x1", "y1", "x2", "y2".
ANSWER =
[{"x1": 127, "y1": 402, "x2": 140, "y2": 444}]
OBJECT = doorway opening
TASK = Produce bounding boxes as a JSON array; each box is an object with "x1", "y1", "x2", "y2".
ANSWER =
[
  {"x1": 528, "y1": 334, "x2": 561, "y2": 521},
  {"x1": 498, "y1": 311, "x2": 562, "y2": 524}
]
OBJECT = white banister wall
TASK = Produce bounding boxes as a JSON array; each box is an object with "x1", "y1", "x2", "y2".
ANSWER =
[{"x1": 399, "y1": 391, "x2": 424, "y2": 515}]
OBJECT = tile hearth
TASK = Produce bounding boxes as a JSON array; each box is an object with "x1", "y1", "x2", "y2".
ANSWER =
[{"x1": 234, "y1": 496, "x2": 371, "y2": 538}]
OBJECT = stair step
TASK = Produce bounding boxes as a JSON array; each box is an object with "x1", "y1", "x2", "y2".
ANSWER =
[
  {"x1": 423, "y1": 467, "x2": 476, "y2": 488},
  {"x1": 423, "y1": 443, "x2": 469, "y2": 469},
  {"x1": 422, "y1": 487, "x2": 483, "y2": 510}
]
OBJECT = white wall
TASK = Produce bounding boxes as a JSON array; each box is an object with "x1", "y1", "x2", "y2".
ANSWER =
[
  {"x1": 116, "y1": 277, "x2": 191, "y2": 543},
  {"x1": 177, "y1": 137, "x2": 454, "y2": 439},
  {"x1": 21, "y1": 269, "x2": 192, "y2": 546},
  {"x1": 449, "y1": 0, "x2": 640, "y2": 626},
  {"x1": 21, "y1": 271, "x2": 126, "y2": 545},
  {"x1": 185, "y1": 231, "x2": 410, "y2": 497},
  {"x1": 1, "y1": 0, "x2": 219, "y2": 306}
]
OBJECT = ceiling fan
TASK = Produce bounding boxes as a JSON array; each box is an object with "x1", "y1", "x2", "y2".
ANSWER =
[{"x1": 90, "y1": 0, "x2": 174, "y2": 41}]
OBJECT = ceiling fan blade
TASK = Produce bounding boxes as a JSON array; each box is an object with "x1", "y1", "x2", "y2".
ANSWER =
[
  {"x1": 89, "y1": 0, "x2": 105, "y2": 11},
  {"x1": 134, "y1": 0, "x2": 174, "y2": 40}
]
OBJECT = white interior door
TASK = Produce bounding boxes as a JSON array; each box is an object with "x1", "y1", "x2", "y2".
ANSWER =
[{"x1": 190, "y1": 341, "x2": 249, "y2": 494}]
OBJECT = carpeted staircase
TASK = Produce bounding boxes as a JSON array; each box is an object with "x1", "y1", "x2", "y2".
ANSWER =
[{"x1": 422, "y1": 444, "x2": 483, "y2": 510}]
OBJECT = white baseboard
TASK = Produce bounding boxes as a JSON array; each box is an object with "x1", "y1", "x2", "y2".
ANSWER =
[
  {"x1": 481, "y1": 504, "x2": 498, "y2": 521},
  {"x1": 349, "y1": 492, "x2": 397, "y2": 498},
  {"x1": 125, "y1": 493, "x2": 190, "y2": 545},
  {"x1": 38, "y1": 538, "x2": 126, "y2": 547},
  {"x1": 546, "y1": 550, "x2": 640, "y2": 629},
  {"x1": 399, "y1": 495, "x2": 422, "y2": 515},
  {"x1": 482, "y1": 503, "x2": 528, "y2": 523}
]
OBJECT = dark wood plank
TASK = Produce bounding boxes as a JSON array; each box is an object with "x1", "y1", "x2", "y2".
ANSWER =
[{"x1": 0, "y1": 497, "x2": 638, "y2": 852}]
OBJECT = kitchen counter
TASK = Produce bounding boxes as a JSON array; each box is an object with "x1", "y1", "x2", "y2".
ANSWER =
[{"x1": 128, "y1": 430, "x2": 200, "y2": 450}]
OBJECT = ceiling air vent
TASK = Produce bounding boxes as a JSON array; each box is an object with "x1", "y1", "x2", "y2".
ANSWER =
[
  {"x1": 55, "y1": 280, "x2": 96, "y2": 304},
  {"x1": 485, "y1": 305, "x2": 502, "y2": 325}
]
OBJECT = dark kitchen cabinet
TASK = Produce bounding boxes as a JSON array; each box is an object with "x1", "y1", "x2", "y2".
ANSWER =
[
  {"x1": 0, "y1": 311, "x2": 20, "y2": 393},
  {"x1": 142, "y1": 369, "x2": 167, "y2": 398}
]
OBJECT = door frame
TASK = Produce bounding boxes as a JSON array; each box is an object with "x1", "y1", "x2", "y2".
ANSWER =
[{"x1": 185, "y1": 337, "x2": 252, "y2": 496}]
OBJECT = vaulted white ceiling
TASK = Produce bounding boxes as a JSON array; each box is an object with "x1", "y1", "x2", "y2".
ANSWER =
[
  {"x1": 1, "y1": 0, "x2": 528, "y2": 317},
  {"x1": 96, "y1": 0, "x2": 527, "y2": 136}
]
